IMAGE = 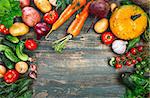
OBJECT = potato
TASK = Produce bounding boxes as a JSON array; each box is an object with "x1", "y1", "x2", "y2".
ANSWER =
[
  {"x1": 94, "y1": 18, "x2": 109, "y2": 33},
  {"x1": 15, "y1": 62, "x2": 28, "y2": 74},
  {"x1": 0, "y1": 65, "x2": 6, "y2": 78},
  {"x1": 9, "y1": 22, "x2": 29, "y2": 36},
  {"x1": 22, "y1": 7, "x2": 41, "y2": 27},
  {"x1": 20, "y1": 0, "x2": 30, "y2": 8},
  {"x1": 34, "y1": 0, "x2": 52, "y2": 13}
]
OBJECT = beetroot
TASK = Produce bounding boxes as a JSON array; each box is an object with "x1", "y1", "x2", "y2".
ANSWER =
[{"x1": 89, "y1": 0, "x2": 110, "y2": 18}]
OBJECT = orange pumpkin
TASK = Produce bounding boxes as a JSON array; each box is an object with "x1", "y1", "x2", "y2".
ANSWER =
[{"x1": 110, "y1": 5, "x2": 147, "y2": 40}]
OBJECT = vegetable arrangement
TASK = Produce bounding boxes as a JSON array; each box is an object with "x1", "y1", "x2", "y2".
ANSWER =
[
  {"x1": 0, "y1": 35, "x2": 38, "y2": 97},
  {"x1": 0, "y1": 0, "x2": 149, "y2": 97}
]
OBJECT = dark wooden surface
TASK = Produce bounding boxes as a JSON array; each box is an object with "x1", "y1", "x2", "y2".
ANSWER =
[{"x1": 29, "y1": 16, "x2": 127, "y2": 98}]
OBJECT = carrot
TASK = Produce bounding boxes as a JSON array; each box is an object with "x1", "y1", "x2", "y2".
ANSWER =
[
  {"x1": 52, "y1": 2, "x2": 91, "y2": 53},
  {"x1": 45, "y1": 0, "x2": 86, "y2": 40}
]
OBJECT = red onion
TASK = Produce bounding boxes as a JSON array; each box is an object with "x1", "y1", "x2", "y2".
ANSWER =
[{"x1": 34, "y1": 22, "x2": 50, "y2": 40}]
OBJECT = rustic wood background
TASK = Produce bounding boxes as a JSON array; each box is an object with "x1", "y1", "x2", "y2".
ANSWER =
[{"x1": 0, "y1": 0, "x2": 149, "y2": 98}]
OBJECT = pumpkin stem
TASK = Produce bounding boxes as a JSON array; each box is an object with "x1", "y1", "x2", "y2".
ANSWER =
[{"x1": 131, "y1": 14, "x2": 141, "y2": 21}]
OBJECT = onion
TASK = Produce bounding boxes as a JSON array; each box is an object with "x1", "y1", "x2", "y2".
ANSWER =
[
  {"x1": 34, "y1": 22, "x2": 50, "y2": 40},
  {"x1": 15, "y1": 62, "x2": 28, "y2": 74}
]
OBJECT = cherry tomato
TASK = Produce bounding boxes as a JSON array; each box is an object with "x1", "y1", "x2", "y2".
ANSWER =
[
  {"x1": 25, "y1": 39, "x2": 38, "y2": 51},
  {"x1": 121, "y1": 56, "x2": 126, "y2": 60},
  {"x1": 44, "y1": 10, "x2": 58, "y2": 24},
  {"x1": 125, "y1": 52, "x2": 131, "y2": 58},
  {"x1": 131, "y1": 59, "x2": 137, "y2": 64},
  {"x1": 115, "y1": 56, "x2": 121, "y2": 62},
  {"x1": 101, "y1": 32, "x2": 115, "y2": 45},
  {"x1": 4, "y1": 70, "x2": 19, "y2": 83},
  {"x1": 115, "y1": 63, "x2": 122, "y2": 69},
  {"x1": 137, "y1": 46, "x2": 143, "y2": 52},
  {"x1": 0, "y1": 24, "x2": 9, "y2": 35},
  {"x1": 137, "y1": 57, "x2": 142, "y2": 62},
  {"x1": 130, "y1": 48, "x2": 137, "y2": 55},
  {"x1": 126, "y1": 61, "x2": 132, "y2": 66}
]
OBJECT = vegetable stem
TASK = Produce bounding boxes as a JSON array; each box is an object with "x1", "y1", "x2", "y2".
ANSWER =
[{"x1": 52, "y1": 34, "x2": 73, "y2": 52}]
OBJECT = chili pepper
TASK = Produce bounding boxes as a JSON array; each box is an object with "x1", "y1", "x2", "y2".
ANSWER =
[
  {"x1": 4, "y1": 70, "x2": 19, "y2": 83},
  {"x1": 126, "y1": 36, "x2": 140, "y2": 52}
]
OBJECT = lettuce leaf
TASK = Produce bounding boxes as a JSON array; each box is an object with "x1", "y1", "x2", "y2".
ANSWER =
[{"x1": 0, "y1": 0, "x2": 22, "y2": 28}]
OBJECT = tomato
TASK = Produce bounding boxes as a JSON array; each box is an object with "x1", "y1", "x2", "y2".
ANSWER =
[
  {"x1": 131, "y1": 59, "x2": 137, "y2": 64},
  {"x1": 0, "y1": 24, "x2": 9, "y2": 35},
  {"x1": 137, "y1": 46, "x2": 143, "y2": 52},
  {"x1": 126, "y1": 61, "x2": 132, "y2": 66},
  {"x1": 115, "y1": 63, "x2": 122, "y2": 69},
  {"x1": 115, "y1": 56, "x2": 121, "y2": 62},
  {"x1": 25, "y1": 39, "x2": 38, "y2": 51},
  {"x1": 44, "y1": 10, "x2": 58, "y2": 24},
  {"x1": 137, "y1": 57, "x2": 142, "y2": 62},
  {"x1": 101, "y1": 32, "x2": 114, "y2": 45},
  {"x1": 126, "y1": 52, "x2": 131, "y2": 58},
  {"x1": 4, "y1": 70, "x2": 19, "y2": 83},
  {"x1": 130, "y1": 48, "x2": 137, "y2": 55}
]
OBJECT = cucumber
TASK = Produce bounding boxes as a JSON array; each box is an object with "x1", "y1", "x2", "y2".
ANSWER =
[
  {"x1": 5, "y1": 35, "x2": 19, "y2": 43},
  {"x1": 1, "y1": 39, "x2": 16, "y2": 52},
  {"x1": 0, "y1": 54, "x2": 14, "y2": 69},
  {"x1": 16, "y1": 41, "x2": 29, "y2": 61},
  {"x1": 4, "y1": 49, "x2": 20, "y2": 63},
  {"x1": 0, "y1": 44, "x2": 10, "y2": 51}
]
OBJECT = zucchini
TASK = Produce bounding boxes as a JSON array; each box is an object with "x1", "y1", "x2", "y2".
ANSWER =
[
  {"x1": 16, "y1": 41, "x2": 29, "y2": 61},
  {"x1": 0, "y1": 44, "x2": 10, "y2": 51},
  {"x1": 4, "y1": 49, "x2": 20, "y2": 63},
  {"x1": 0, "y1": 54, "x2": 14, "y2": 69},
  {"x1": 1, "y1": 39, "x2": 16, "y2": 52},
  {"x1": 5, "y1": 35, "x2": 19, "y2": 43}
]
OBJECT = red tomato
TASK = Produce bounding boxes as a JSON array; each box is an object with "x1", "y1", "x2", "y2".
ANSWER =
[
  {"x1": 0, "y1": 24, "x2": 9, "y2": 35},
  {"x1": 115, "y1": 63, "x2": 122, "y2": 69},
  {"x1": 115, "y1": 56, "x2": 121, "y2": 62},
  {"x1": 4, "y1": 70, "x2": 19, "y2": 83},
  {"x1": 137, "y1": 57, "x2": 142, "y2": 62},
  {"x1": 25, "y1": 39, "x2": 38, "y2": 51},
  {"x1": 132, "y1": 59, "x2": 137, "y2": 64},
  {"x1": 130, "y1": 48, "x2": 137, "y2": 55},
  {"x1": 101, "y1": 32, "x2": 114, "y2": 45},
  {"x1": 44, "y1": 10, "x2": 58, "y2": 24},
  {"x1": 126, "y1": 61, "x2": 132, "y2": 66},
  {"x1": 137, "y1": 46, "x2": 143, "y2": 52}
]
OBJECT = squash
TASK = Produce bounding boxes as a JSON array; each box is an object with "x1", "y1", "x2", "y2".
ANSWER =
[{"x1": 110, "y1": 5, "x2": 148, "y2": 40}]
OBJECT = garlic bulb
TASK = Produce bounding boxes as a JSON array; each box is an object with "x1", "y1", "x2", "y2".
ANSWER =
[{"x1": 112, "y1": 40, "x2": 128, "y2": 54}]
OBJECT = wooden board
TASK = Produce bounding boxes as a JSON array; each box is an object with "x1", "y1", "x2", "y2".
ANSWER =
[{"x1": 28, "y1": 17, "x2": 127, "y2": 98}]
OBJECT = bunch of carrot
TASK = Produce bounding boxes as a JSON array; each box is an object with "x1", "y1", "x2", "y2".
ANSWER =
[
  {"x1": 52, "y1": 2, "x2": 91, "y2": 52},
  {"x1": 45, "y1": 0, "x2": 87, "y2": 40}
]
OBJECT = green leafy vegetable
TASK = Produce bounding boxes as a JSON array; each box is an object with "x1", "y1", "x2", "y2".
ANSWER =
[
  {"x1": 0, "y1": 0, "x2": 22, "y2": 28},
  {"x1": 56, "y1": 0, "x2": 72, "y2": 10}
]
